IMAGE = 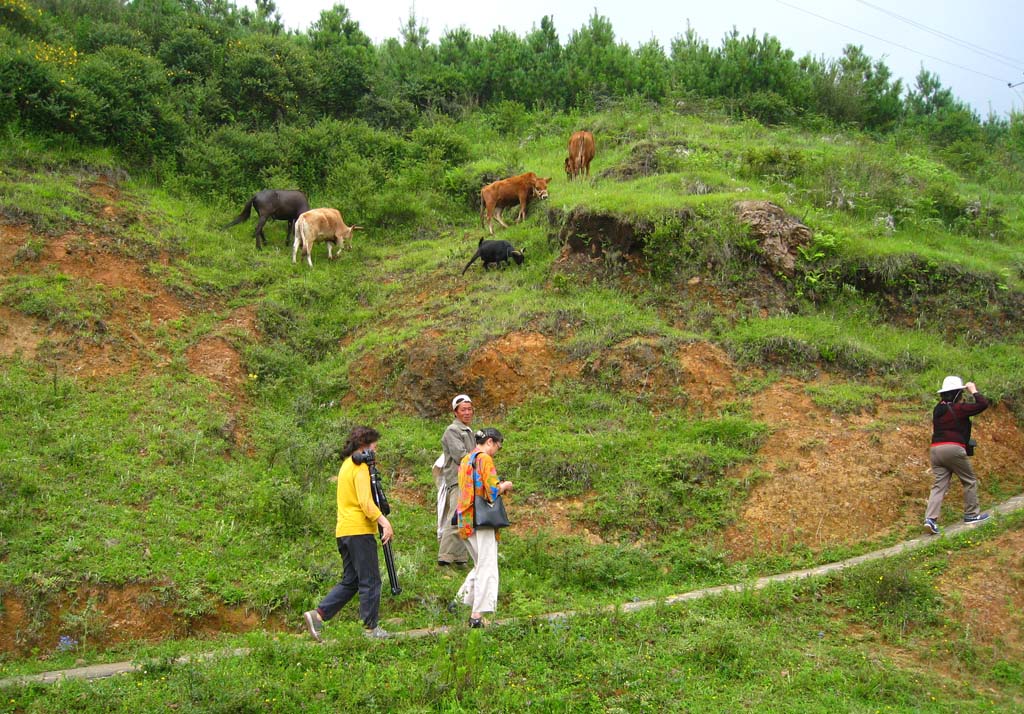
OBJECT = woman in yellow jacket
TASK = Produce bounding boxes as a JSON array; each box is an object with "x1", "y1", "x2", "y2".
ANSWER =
[{"x1": 303, "y1": 426, "x2": 394, "y2": 640}]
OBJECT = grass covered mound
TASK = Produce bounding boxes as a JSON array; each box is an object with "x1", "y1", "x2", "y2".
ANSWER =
[{"x1": 1, "y1": 102, "x2": 1023, "y2": 709}]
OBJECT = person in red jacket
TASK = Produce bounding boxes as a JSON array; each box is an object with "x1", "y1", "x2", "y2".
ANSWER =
[{"x1": 924, "y1": 376, "x2": 990, "y2": 534}]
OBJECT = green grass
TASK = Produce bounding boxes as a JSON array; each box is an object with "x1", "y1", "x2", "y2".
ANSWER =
[
  {"x1": 2, "y1": 103, "x2": 1024, "y2": 709},
  {"x1": 4, "y1": 526, "x2": 1023, "y2": 711}
]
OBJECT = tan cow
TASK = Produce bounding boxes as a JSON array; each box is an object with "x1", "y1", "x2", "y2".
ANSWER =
[
  {"x1": 292, "y1": 208, "x2": 362, "y2": 267},
  {"x1": 564, "y1": 131, "x2": 595, "y2": 181},
  {"x1": 479, "y1": 172, "x2": 551, "y2": 235}
]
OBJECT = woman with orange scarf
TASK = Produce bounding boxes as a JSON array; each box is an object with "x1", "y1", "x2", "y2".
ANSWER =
[{"x1": 454, "y1": 427, "x2": 513, "y2": 628}]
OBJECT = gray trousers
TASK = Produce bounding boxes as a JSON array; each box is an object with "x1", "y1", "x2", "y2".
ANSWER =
[
  {"x1": 438, "y1": 482, "x2": 469, "y2": 564},
  {"x1": 926, "y1": 443, "x2": 980, "y2": 520},
  {"x1": 317, "y1": 534, "x2": 381, "y2": 629}
]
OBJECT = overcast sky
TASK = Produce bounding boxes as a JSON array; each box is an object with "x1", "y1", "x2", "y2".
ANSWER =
[{"x1": 243, "y1": 0, "x2": 1024, "y2": 118}]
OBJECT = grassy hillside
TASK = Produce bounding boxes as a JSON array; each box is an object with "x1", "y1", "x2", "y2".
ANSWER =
[{"x1": 2, "y1": 104, "x2": 1024, "y2": 710}]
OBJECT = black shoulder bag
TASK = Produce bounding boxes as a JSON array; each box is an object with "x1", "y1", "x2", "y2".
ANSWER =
[{"x1": 471, "y1": 452, "x2": 510, "y2": 530}]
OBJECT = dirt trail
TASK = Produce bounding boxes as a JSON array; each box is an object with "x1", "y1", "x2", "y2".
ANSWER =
[{"x1": 4, "y1": 494, "x2": 1021, "y2": 689}]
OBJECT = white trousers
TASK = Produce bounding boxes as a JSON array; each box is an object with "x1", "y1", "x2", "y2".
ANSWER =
[{"x1": 457, "y1": 529, "x2": 499, "y2": 614}]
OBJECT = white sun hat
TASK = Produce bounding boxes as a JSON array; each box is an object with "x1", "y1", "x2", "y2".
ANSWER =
[{"x1": 938, "y1": 376, "x2": 965, "y2": 393}]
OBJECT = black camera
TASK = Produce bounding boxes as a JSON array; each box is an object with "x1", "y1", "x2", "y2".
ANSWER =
[{"x1": 352, "y1": 449, "x2": 376, "y2": 465}]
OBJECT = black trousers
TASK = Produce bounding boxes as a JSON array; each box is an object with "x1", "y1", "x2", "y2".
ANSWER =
[{"x1": 317, "y1": 534, "x2": 381, "y2": 629}]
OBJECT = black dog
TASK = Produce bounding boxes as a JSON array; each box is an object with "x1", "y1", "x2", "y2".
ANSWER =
[{"x1": 461, "y1": 238, "x2": 525, "y2": 275}]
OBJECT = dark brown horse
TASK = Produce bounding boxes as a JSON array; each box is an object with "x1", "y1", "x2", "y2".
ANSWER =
[{"x1": 225, "y1": 189, "x2": 311, "y2": 250}]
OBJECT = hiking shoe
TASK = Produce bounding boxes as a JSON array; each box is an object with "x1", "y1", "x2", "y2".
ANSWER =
[
  {"x1": 468, "y1": 617, "x2": 485, "y2": 629},
  {"x1": 302, "y1": 610, "x2": 323, "y2": 642},
  {"x1": 963, "y1": 512, "x2": 990, "y2": 523},
  {"x1": 363, "y1": 625, "x2": 390, "y2": 639},
  {"x1": 923, "y1": 518, "x2": 940, "y2": 535},
  {"x1": 446, "y1": 600, "x2": 460, "y2": 614}
]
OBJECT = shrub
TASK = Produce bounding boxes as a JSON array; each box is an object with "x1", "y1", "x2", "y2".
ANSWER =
[
  {"x1": 156, "y1": 26, "x2": 217, "y2": 84},
  {"x1": 841, "y1": 560, "x2": 940, "y2": 637},
  {"x1": 0, "y1": 32, "x2": 82, "y2": 135},
  {"x1": 73, "y1": 45, "x2": 186, "y2": 161},
  {"x1": 643, "y1": 209, "x2": 758, "y2": 284},
  {"x1": 408, "y1": 123, "x2": 470, "y2": 165},
  {"x1": 741, "y1": 145, "x2": 806, "y2": 180},
  {"x1": 176, "y1": 126, "x2": 283, "y2": 202},
  {"x1": 735, "y1": 90, "x2": 795, "y2": 125},
  {"x1": 0, "y1": 0, "x2": 45, "y2": 37},
  {"x1": 218, "y1": 34, "x2": 314, "y2": 130}
]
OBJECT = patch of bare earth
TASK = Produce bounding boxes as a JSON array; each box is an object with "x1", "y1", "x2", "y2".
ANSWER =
[
  {"x1": 3, "y1": 183, "x2": 258, "y2": 409},
  {"x1": 676, "y1": 341, "x2": 737, "y2": 413},
  {"x1": 463, "y1": 331, "x2": 581, "y2": 414},
  {"x1": 724, "y1": 380, "x2": 1024, "y2": 558},
  {"x1": 0, "y1": 305, "x2": 67, "y2": 360},
  {"x1": 939, "y1": 528, "x2": 1024, "y2": 655},
  {"x1": 0, "y1": 585, "x2": 285, "y2": 658},
  {"x1": 514, "y1": 494, "x2": 604, "y2": 544},
  {"x1": 349, "y1": 329, "x2": 581, "y2": 418},
  {"x1": 850, "y1": 529, "x2": 1024, "y2": 695},
  {"x1": 1, "y1": 199, "x2": 186, "y2": 379},
  {"x1": 584, "y1": 336, "x2": 685, "y2": 410}
]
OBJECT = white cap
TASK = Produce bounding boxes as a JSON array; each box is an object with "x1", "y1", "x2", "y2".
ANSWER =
[
  {"x1": 451, "y1": 394, "x2": 472, "y2": 410},
  {"x1": 433, "y1": 454, "x2": 445, "y2": 468},
  {"x1": 938, "y1": 375, "x2": 965, "y2": 393}
]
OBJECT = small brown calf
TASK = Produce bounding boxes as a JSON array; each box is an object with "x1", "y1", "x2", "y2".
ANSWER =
[
  {"x1": 479, "y1": 172, "x2": 551, "y2": 235},
  {"x1": 292, "y1": 208, "x2": 363, "y2": 267}
]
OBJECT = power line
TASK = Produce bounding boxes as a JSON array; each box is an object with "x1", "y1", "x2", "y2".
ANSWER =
[
  {"x1": 854, "y1": 0, "x2": 1024, "y2": 71},
  {"x1": 773, "y1": 0, "x2": 1010, "y2": 85}
]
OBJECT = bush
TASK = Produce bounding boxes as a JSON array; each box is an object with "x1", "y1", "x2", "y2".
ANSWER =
[
  {"x1": 735, "y1": 90, "x2": 795, "y2": 125},
  {"x1": 643, "y1": 209, "x2": 755, "y2": 284},
  {"x1": 73, "y1": 45, "x2": 185, "y2": 161},
  {"x1": 0, "y1": 0, "x2": 45, "y2": 37},
  {"x1": 408, "y1": 123, "x2": 470, "y2": 165},
  {"x1": 156, "y1": 26, "x2": 217, "y2": 84},
  {"x1": 218, "y1": 34, "x2": 314, "y2": 130},
  {"x1": 176, "y1": 126, "x2": 283, "y2": 202},
  {"x1": 741, "y1": 145, "x2": 806, "y2": 180},
  {"x1": 0, "y1": 32, "x2": 82, "y2": 134},
  {"x1": 841, "y1": 560, "x2": 940, "y2": 636}
]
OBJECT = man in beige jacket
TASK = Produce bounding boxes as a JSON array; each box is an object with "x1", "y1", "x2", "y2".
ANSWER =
[{"x1": 437, "y1": 394, "x2": 475, "y2": 566}]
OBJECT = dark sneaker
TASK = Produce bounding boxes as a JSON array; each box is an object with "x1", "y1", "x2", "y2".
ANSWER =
[
  {"x1": 363, "y1": 625, "x2": 390, "y2": 639},
  {"x1": 963, "y1": 512, "x2": 990, "y2": 523},
  {"x1": 303, "y1": 610, "x2": 323, "y2": 642},
  {"x1": 923, "y1": 518, "x2": 940, "y2": 535},
  {"x1": 468, "y1": 617, "x2": 485, "y2": 628}
]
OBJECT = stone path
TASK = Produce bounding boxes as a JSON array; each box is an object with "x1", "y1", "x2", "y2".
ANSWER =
[{"x1": 3, "y1": 494, "x2": 1021, "y2": 689}]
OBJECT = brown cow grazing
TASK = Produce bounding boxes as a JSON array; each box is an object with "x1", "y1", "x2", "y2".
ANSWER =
[
  {"x1": 565, "y1": 131, "x2": 595, "y2": 181},
  {"x1": 479, "y1": 172, "x2": 551, "y2": 235},
  {"x1": 292, "y1": 208, "x2": 362, "y2": 267}
]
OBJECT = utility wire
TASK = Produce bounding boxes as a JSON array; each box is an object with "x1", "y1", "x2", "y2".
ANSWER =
[
  {"x1": 854, "y1": 0, "x2": 1024, "y2": 71},
  {"x1": 773, "y1": 0, "x2": 1009, "y2": 84}
]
